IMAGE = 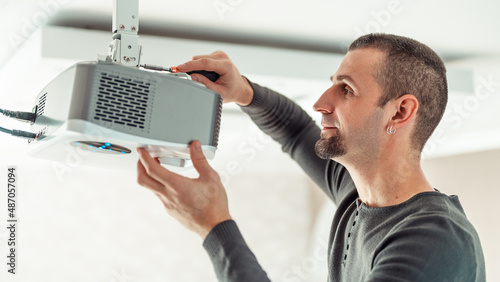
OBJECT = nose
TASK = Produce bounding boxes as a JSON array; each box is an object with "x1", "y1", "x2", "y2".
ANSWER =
[{"x1": 313, "y1": 87, "x2": 334, "y2": 114}]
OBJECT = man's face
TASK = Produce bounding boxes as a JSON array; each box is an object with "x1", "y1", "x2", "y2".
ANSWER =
[{"x1": 313, "y1": 48, "x2": 388, "y2": 162}]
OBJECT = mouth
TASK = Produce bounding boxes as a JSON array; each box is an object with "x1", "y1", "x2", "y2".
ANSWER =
[
  {"x1": 321, "y1": 126, "x2": 339, "y2": 137},
  {"x1": 321, "y1": 123, "x2": 337, "y2": 131},
  {"x1": 322, "y1": 126, "x2": 337, "y2": 130}
]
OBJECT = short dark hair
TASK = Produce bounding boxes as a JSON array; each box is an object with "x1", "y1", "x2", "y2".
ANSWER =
[{"x1": 349, "y1": 33, "x2": 448, "y2": 152}]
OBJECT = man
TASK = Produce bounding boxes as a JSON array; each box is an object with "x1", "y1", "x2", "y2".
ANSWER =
[{"x1": 136, "y1": 33, "x2": 486, "y2": 281}]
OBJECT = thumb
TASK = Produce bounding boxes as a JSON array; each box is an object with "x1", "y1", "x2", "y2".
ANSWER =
[{"x1": 190, "y1": 140, "x2": 212, "y2": 176}]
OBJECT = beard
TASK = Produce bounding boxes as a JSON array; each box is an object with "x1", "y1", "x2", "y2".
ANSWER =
[{"x1": 315, "y1": 130, "x2": 347, "y2": 160}]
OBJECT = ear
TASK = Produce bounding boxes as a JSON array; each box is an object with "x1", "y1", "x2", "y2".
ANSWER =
[{"x1": 389, "y1": 94, "x2": 419, "y2": 130}]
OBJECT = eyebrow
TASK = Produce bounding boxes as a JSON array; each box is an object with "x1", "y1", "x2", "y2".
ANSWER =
[{"x1": 330, "y1": 74, "x2": 359, "y2": 90}]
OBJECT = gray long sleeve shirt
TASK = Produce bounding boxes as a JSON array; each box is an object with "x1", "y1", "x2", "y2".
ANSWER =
[{"x1": 202, "y1": 81, "x2": 486, "y2": 282}]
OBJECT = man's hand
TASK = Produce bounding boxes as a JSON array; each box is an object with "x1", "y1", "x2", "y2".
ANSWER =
[
  {"x1": 177, "y1": 50, "x2": 254, "y2": 106},
  {"x1": 137, "y1": 140, "x2": 232, "y2": 240}
]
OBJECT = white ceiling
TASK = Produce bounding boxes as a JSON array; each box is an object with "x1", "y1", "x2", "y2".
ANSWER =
[
  {"x1": 49, "y1": 0, "x2": 500, "y2": 57},
  {"x1": 2, "y1": 0, "x2": 500, "y2": 66}
]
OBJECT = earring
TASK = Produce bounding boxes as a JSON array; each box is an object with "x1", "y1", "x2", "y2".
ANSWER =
[{"x1": 386, "y1": 125, "x2": 396, "y2": 135}]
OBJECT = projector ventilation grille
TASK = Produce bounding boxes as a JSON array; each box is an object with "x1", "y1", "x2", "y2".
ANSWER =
[
  {"x1": 212, "y1": 97, "x2": 223, "y2": 147},
  {"x1": 94, "y1": 73, "x2": 150, "y2": 129},
  {"x1": 37, "y1": 92, "x2": 47, "y2": 116}
]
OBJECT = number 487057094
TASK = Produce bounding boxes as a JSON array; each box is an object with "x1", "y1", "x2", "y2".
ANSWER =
[{"x1": 7, "y1": 167, "x2": 16, "y2": 218}]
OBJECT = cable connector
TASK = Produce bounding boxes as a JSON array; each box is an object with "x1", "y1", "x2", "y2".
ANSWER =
[
  {"x1": 11, "y1": 129, "x2": 37, "y2": 139},
  {"x1": 0, "y1": 108, "x2": 37, "y2": 123},
  {"x1": 0, "y1": 126, "x2": 37, "y2": 139}
]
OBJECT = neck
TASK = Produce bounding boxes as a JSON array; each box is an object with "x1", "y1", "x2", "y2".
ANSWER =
[{"x1": 341, "y1": 148, "x2": 434, "y2": 208}]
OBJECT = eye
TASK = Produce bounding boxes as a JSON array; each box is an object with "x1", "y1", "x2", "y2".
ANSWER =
[{"x1": 343, "y1": 87, "x2": 353, "y2": 96}]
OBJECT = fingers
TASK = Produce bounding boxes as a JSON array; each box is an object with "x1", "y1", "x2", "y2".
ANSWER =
[
  {"x1": 177, "y1": 57, "x2": 228, "y2": 76},
  {"x1": 192, "y1": 50, "x2": 228, "y2": 60},
  {"x1": 189, "y1": 140, "x2": 213, "y2": 178},
  {"x1": 190, "y1": 73, "x2": 220, "y2": 91},
  {"x1": 176, "y1": 50, "x2": 249, "y2": 104},
  {"x1": 137, "y1": 148, "x2": 185, "y2": 188},
  {"x1": 137, "y1": 159, "x2": 179, "y2": 213},
  {"x1": 137, "y1": 159, "x2": 166, "y2": 193}
]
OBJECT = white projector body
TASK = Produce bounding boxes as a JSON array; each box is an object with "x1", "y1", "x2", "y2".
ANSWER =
[{"x1": 27, "y1": 60, "x2": 222, "y2": 168}]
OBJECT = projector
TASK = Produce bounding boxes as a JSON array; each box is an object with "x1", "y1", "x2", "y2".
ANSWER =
[
  {"x1": 26, "y1": 0, "x2": 222, "y2": 168},
  {"x1": 28, "y1": 59, "x2": 222, "y2": 168}
]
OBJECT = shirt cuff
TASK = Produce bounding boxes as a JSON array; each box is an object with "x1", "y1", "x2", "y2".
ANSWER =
[
  {"x1": 239, "y1": 77, "x2": 267, "y2": 111},
  {"x1": 202, "y1": 220, "x2": 245, "y2": 256}
]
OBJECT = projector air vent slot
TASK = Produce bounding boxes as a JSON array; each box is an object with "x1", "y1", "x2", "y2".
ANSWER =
[
  {"x1": 94, "y1": 72, "x2": 151, "y2": 129},
  {"x1": 37, "y1": 92, "x2": 47, "y2": 116},
  {"x1": 212, "y1": 96, "x2": 223, "y2": 148}
]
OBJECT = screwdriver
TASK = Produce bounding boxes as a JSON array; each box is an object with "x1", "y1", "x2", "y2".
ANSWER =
[{"x1": 140, "y1": 64, "x2": 219, "y2": 82}]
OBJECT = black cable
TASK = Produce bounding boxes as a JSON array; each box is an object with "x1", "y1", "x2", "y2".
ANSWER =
[
  {"x1": 0, "y1": 126, "x2": 37, "y2": 139},
  {"x1": 0, "y1": 126, "x2": 11, "y2": 134},
  {"x1": 0, "y1": 107, "x2": 37, "y2": 123}
]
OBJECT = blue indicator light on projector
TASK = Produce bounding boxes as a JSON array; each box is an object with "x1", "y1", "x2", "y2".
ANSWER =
[
  {"x1": 89, "y1": 145, "x2": 93, "y2": 147},
  {"x1": 105, "y1": 143, "x2": 111, "y2": 147},
  {"x1": 121, "y1": 151, "x2": 126, "y2": 154},
  {"x1": 75, "y1": 142, "x2": 81, "y2": 146},
  {"x1": 109, "y1": 149, "x2": 113, "y2": 151}
]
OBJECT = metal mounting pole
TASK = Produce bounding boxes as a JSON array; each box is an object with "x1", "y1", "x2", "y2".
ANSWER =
[{"x1": 108, "y1": 0, "x2": 142, "y2": 67}]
